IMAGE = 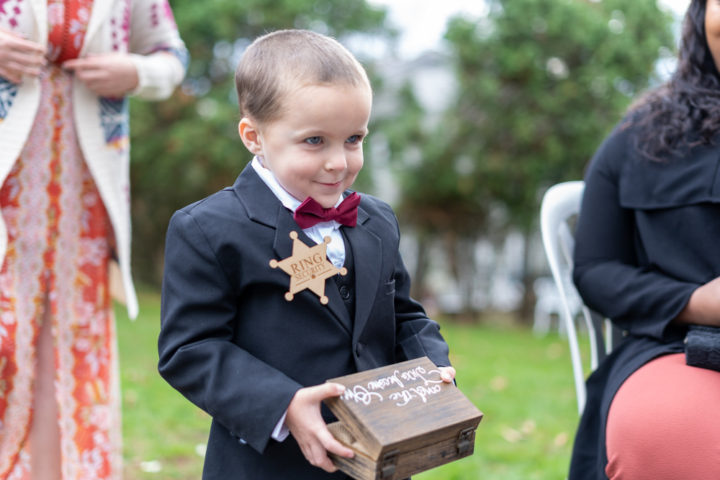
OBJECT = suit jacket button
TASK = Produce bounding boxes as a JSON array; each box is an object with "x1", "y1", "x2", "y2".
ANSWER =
[
  {"x1": 355, "y1": 343, "x2": 363, "y2": 356},
  {"x1": 339, "y1": 285, "x2": 351, "y2": 299}
]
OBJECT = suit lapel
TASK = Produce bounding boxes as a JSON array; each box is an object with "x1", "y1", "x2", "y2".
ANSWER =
[
  {"x1": 320, "y1": 274, "x2": 351, "y2": 335},
  {"x1": 272, "y1": 208, "x2": 352, "y2": 334},
  {"x1": 235, "y1": 164, "x2": 282, "y2": 229},
  {"x1": 344, "y1": 205, "x2": 381, "y2": 343},
  {"x1": 234, "y1": 165, "x2": 352, "y2": 334}
]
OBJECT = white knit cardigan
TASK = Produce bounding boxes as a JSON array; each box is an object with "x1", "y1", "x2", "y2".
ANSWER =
[{"x1": 0, "y1": 0, "x2": 188, "y2": 318}]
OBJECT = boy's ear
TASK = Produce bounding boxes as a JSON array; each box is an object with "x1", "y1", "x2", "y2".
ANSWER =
[{"x1": 238, "y1": 117, "x2": 263, "y2": 155}]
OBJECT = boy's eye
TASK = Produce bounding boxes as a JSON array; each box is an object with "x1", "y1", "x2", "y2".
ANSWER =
[
  {"x1": 346, "y1": 135, "x2": 363, "y2": 144},
  {"x1": 304, "y1": 136, "x2": 322, "y2": 145}
]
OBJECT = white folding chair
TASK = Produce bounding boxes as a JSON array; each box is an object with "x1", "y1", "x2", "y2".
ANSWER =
[{"x1": 540, "y1": 181, "x2": 621, "y2": 413}]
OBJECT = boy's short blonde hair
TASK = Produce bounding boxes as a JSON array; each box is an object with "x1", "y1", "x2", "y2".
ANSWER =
[{"x1": 235, "y1": 29, "x2": 371, "y2": 124}]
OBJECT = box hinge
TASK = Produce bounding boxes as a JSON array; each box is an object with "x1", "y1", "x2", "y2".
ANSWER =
[
  {"x1": 457, "y1": 427, "x2": 475, "y2": 455},
  {"x1": 380, "y1": 449, "x2": 399, "y2": 479}
]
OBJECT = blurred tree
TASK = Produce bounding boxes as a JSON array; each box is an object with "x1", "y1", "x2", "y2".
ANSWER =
[
  {"x1": 128, "y1": 0, "x2": 390, "y2": 285},
  {"x1": 378, "y1": 82, "x2": 491, "y2": 314},
  {"x1": 387, "y1": 0, "x2": 674, "y2": 320}
]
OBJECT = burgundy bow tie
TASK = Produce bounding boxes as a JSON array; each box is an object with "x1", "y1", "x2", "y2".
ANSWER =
[{"x1": 293, "y1": 193, "x2": 361, "y2": 229}]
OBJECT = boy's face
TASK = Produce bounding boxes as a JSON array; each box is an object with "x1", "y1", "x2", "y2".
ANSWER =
[{"x1": 240, "y1": 83, "x2": 371, "y2": 208}]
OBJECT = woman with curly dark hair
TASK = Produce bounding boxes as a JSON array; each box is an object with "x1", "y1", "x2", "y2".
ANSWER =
[{"x1": 569, "y1": 1, "x2": 720, "y2": 479}]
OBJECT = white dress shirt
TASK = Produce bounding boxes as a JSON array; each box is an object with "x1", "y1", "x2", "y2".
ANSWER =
[
  {"x1": 251, "y1": 157, "x2": 348, "y2": 268},
  {"x1": 250, "y1": 156, "x2": 352, "y2": 442}
]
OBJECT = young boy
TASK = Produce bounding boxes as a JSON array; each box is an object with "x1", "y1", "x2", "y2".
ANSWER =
[{"x1": 158, "y1": 29, "x2": 456, "y2": 479}]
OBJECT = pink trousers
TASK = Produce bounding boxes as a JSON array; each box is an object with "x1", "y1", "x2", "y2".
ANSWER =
[{"x1": 606, "y1": 353, "x2": 720, "y2": 479}]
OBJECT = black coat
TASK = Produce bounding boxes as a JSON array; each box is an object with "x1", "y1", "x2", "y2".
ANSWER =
[
  {"x1": 569, "y1": 121, "x2": 720, "y2": 479},
  {"x1": 157, "y1": 164, "x2": 451, "y2": 479}
]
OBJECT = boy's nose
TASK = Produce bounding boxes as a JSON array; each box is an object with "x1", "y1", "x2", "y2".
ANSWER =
[{"x1": 324, "y1": 148, "x2": 348, "y2": 171}]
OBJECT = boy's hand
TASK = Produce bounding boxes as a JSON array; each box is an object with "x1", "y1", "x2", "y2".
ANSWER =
[
  {"x1": 438, "y1": 366, "x2": 456, "y2": 383},
  {"x1": 285, "y1": 382, "x2": 354, "y2": 472}
]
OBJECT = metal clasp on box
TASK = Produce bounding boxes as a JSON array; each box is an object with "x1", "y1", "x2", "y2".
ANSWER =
[
  {"x1": 380, "y1": 449, "x2": 399, "y2": 479},
  {"x1": 457, "y1": 427, "x2": 475, "y2": 455}
]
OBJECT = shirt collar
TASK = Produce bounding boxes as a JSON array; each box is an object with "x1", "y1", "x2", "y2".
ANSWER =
[{"x1": 251, "y1": 156, "x2": 344, "y2": 211}]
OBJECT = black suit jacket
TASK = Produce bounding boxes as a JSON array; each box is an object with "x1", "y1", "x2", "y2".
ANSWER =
[{"x1": 158, "y1": 164, "x2": 451, "y2": 479}]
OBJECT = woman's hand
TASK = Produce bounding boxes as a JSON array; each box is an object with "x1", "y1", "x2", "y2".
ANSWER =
[
  {"x1": 0, "y1": 28, "x2": 45, "y2": 83},
  {"x1": 677, "y1": 276, "x2": 720, "y2": 326},
  {"x1": 63, "y1": 53, "x2": 139, "y2": 97},
  {"x1": 285, "y1": 383, "x2": 354, "y2": 473}
]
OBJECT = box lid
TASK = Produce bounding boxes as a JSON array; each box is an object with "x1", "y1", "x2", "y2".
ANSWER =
[{"x1": 324, "y1": 357, "x2": 483, "y2": 461}]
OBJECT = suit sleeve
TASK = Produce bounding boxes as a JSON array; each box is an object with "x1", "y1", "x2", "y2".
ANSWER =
[
  {"x1": 386, "y1": 210, "x2": 451, "y2": 367},
  {"x1": 158, "y1": 210, "x2": 301, "y2": 454},
  {"x1": 572, "y1": 126, "x2": 697, "y2": 339}
]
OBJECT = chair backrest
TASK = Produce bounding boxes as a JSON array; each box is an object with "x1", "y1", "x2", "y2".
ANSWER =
[{"x1": 540, "y1": 181, "x2": 620, "y2": 413}]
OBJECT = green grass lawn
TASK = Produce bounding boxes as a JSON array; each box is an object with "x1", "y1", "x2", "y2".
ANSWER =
[{"x1": 118, "y1": 291, "x2": 582, "y2": 479}]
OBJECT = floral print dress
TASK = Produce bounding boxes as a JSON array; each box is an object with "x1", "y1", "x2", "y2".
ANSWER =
[{"x1": 0, "y1": 0, "x2": 122, "y2": 478}]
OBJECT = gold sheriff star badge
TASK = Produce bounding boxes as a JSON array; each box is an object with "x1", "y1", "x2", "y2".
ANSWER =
[{"x1": 270, "y1": 231, "x2": 347, "y2": 305}]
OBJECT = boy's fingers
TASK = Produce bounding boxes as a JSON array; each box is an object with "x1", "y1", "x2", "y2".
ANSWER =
[
  {"x1": 440, "y1": 366, "x2": 456, "y2": 382},
  {"x1": 303, "y1": 439, "x2": 338, "y2": 472},
  {"x1": 322, "y1": 431, "x2": 354, "y2": 458},
  {"x1": 316, "y1": 456, "x2": 338, "y2": 473},
  {"x1": 307, "y1": 382, "x2": 345, "y2": 402},
  {"x1": 288, "y1": 383, "x2": 352, "y2": 472}
]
